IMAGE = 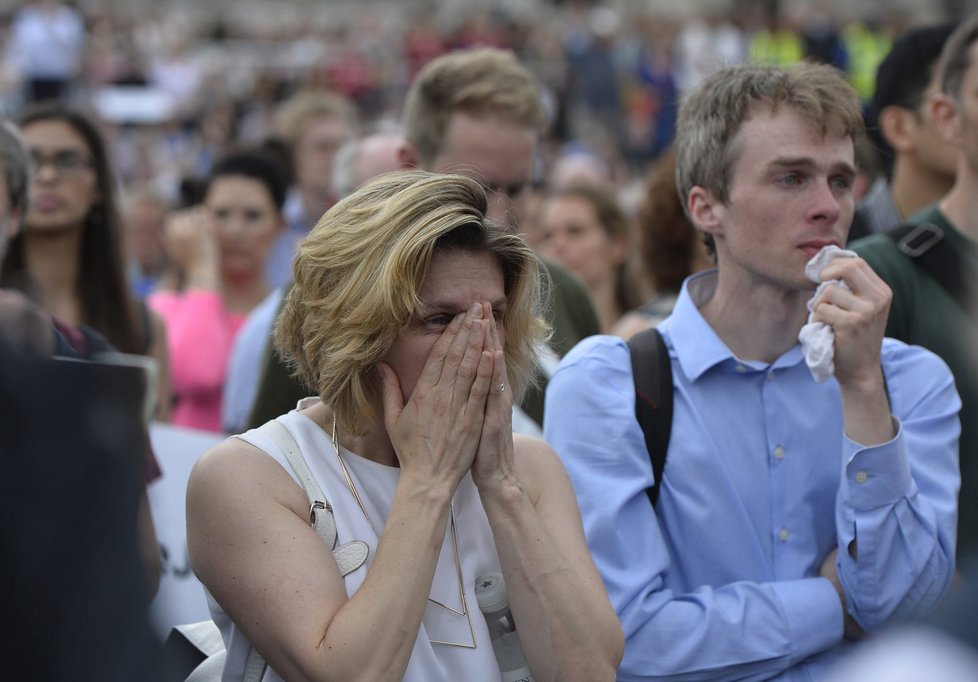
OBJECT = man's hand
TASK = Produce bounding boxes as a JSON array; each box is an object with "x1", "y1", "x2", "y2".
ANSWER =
[
  {"x1": 813, "y1": 257, "x2": 895, "y2": 446},
  {"x1": 820, "y1": 548, "x2": 867, "y2": 640}
]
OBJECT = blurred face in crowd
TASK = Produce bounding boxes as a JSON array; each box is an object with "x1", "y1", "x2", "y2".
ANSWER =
[
  {"x1": 22, "y1": 120, "x2": 100, "y2": 233},
  {"x1": 537, "y1": 194, "x2": 625, "y2": 290},
  {"x1": 294, "y1": 115, "x2": 350, "y2": 208},
  {"x1": 936, "y1": 42, "x2": 978, "y2": 175},
  {"x1": 427, "y1": 112, "x2": 536, "y2": 227},
  {"x1": 906, "y1": 68, "x2": 958, "y2": 183},
  {"x1": 691, "y1": 105, "x2": 855, "y2": 292},
  {"x1": 205, "y1": 175, "x2": 283, "y2": 281}
]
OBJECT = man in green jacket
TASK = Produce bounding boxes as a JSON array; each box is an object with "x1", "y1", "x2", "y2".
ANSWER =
[{"x1": 851, "y1": 17, "x2": 978, "y2": 563}]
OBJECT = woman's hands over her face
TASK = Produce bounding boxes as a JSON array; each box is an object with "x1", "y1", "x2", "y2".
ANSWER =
[
  {"x1": 379, "y1": 303, "x2": 495, "y2": 496},
  {"x1": 470, "y1": 301, "x2": 517, "y2": 495}
]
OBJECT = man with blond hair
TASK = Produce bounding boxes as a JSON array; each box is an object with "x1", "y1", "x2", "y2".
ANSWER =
[
  {"x1": 400, "y1": 47, "x2": 600, "y2": 431},
  {"x1": 265, "y1": 90, "x2": 358, "y2": 288},
  {"x1": 546, "y1": 62, "x2": 960, "y2": 679}
]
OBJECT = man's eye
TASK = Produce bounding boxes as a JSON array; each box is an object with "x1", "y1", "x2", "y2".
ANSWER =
[{"x1": 830, "y1": 176, "x2": 853, "y2": 191}]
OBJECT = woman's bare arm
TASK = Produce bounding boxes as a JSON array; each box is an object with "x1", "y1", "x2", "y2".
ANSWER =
[{"x1": 188, "y1": 439, "x2": 453, "y2": 682}]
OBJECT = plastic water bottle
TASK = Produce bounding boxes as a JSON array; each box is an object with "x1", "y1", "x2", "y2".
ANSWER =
[{"x1": 475, "y1": 573, "x2": 535, "y2": 682}]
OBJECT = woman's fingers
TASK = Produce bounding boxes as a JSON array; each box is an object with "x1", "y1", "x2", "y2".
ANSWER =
[
  {"x1": 417, "y1": 308, "x2": 469, "y2": 388},
  {"x1": 485, "y1": 301, "x2": 502, "y2": 354},
  {"x1": 465, "y1": 350, "x2": 494, "y2": 417},
  {"x1": 377, "y1": 362, "x2": 404, "y2": 433},
  {"x1": 453, "y1": 310, "x2": 487, "y2": 404}
]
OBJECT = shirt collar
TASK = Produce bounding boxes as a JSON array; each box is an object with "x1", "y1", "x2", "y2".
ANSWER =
[{"x1": 659, "y1": 269, "x2": 806, "y2": 382}]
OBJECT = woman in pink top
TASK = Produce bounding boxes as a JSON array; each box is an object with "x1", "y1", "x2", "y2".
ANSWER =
[{"x1": 151, "y1": 150, "x2": 286, "y2": 432}]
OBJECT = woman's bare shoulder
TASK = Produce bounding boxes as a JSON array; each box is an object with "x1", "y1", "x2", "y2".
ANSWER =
[
  {"x1": 188, "y1": 434, "x2": 307, "y2": 517},
  {"x1": 512, "y1": 434, "x2": 571, "y2": 501}
]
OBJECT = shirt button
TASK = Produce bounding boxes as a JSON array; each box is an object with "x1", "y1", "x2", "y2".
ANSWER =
[
  {"x1": 855, "y1": 471, "x2": 868, "y2": 484},
  {"x1": 779, "y1": 528, "x2": 790, "y2": 542},
  {"x1": 774, "y1": 446, "x2": 785, "y2": 460},
  {"x1": 767, "y1": 371, "x2": 776, "y2": 381},
  {"x1": 735, "y1": 364, "x2": 747, "y2": 373}
]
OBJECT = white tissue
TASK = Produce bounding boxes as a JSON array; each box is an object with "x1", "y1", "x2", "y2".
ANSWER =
[{"x1": 798, "y1": 245, "x2": 858, "y2": 382}]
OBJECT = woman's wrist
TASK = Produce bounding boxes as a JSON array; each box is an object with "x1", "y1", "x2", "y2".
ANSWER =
[{"x1": 476, "y1": 473, "x2": 526, "y2": 508}]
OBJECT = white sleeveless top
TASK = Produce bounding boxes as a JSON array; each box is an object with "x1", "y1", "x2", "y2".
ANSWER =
[{"x1": 209, "y1": 406, "x2": 504, "y2": 682}]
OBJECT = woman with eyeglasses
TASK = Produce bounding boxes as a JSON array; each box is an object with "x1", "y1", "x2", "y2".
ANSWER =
[
  {"x1": 149, "y1": 148, "x2": 286, "y2": 433},
  {"x1": 186, "y1": 171, "x2": 623, "y2": 682},
  {"x1": 0, "y1": 103, "x2": 170, "y2": 420}
]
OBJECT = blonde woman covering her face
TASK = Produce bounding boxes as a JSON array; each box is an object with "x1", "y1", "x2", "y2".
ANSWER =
[{"x1": 186, "y1": 170, "x2": 623, "y2": 682}]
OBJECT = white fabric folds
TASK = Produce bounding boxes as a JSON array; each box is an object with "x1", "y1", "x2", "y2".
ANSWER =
[{"x1": 798, "y1": 245, "x2": 858, "y2": 382}]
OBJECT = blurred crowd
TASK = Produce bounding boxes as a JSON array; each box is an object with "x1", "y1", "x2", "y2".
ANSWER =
[
  {"x1": 0, "y1": 0, "x2": 960, "y2": 432},
  {"x1": 0, "y1": 0, "x2": 933, "y2": 203}
]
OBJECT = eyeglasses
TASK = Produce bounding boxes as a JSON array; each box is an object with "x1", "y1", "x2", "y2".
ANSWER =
[{"x1": 30, "y1": 150, "x2": 95, "y2": 176}]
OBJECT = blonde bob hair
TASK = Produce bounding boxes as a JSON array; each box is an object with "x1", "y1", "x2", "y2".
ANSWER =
[{"x1": 275, "y1": 170, "x2": 550, "y2": 436}]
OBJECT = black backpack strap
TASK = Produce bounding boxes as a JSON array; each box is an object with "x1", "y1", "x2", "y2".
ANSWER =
[
  {"x1": 887, "y1": 222, "x2": 977, "y2": 317},
  {"x1": 628, "y1": 327, "x2": 674, "y2": 508}
]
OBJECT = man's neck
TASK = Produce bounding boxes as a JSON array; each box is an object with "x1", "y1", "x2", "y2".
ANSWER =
[
  {"x1": 300, "y1": 187, "x2": 333, "y2": 226},
  {"x1": 938, "y1": 172, "x2": 978, "y2": 244},
  {"x1": 889, "y1": 159, "x2": 954, "y2": 221},
  {"x1": 699, "y1": 270, "x2": 811, "y2": 364},
  {"x1": 220, "y1": 270, "x2": 270, "y2": 317}
]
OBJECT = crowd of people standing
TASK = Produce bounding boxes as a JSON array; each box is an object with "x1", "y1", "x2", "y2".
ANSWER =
[{"x1": 1, "y1": 0, "x2": 976, "y2": 680}]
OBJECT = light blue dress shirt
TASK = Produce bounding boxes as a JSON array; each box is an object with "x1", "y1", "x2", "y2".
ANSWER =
[
  {"x1": 544, "y1": 271, "x2": 960, "y2": 681},
  {"x1": 264, "y1": 190, "x2": 313, "y2": 289}
]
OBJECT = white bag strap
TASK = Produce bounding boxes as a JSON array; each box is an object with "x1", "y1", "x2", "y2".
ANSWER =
[
  {"x1": 260, "y1": 419, "x2": 337, "y2": 548},
  {"x1": 181, "y1": 420, "x2": 369, "y2": 682},
  {"x1": 257, "y1": 419, "x2": 369, "y2": 576}
]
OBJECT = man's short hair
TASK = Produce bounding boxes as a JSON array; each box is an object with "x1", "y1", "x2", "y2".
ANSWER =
[
  {"x1": 0, "y1": 119, "x2": 30, "y2": 216},
  {"x1": 870, "y1": 23, "x2": 955, "y2": 172},
  {"x1": 401, "y1": 48, "x2": 547, "y2": 165},
  {"x1": 939, "y1": 13, "x2": 978, "y2": 99},
  {"x1": 273, "y1": 90, "x2": 358, "y2": 147},
  {"x1": 676, "y1": 62, "x2": 864, "y2": 209}
]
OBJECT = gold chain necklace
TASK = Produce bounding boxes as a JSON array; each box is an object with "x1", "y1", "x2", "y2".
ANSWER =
[{"x1": 330, "y1": 415, "x2": 477, "y2": 649}]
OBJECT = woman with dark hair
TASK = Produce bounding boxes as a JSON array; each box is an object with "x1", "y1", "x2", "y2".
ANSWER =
[
  {"x1": 611, "y1": 148, "x2": 713, "y2": 339},
  {"x1": 0, "y1": 103, "x2": 170, "y2": 419},
  {"x1": 537, "y1": 181, "x2": 646, "y2": 334},
  {"x1": 149, "y1": 148, "x2": 286, "y2": 432}
]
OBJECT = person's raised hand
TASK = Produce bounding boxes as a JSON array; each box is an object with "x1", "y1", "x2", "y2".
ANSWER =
[
  {"x1": 811, "y1": 257, "x2": 891, "y2": 391},
  {"x1": 812, "y1": 257, "x2": 895, "y2": 445},
  {"x1": 379, "y1": 302, "x2": 495, "y2": 497},
  {"x1": 471, "y1": 301, "x2": 518, "y2": 495},
  {"x1": 163, "y1": 206, "x2": 218, "y2": 290}
]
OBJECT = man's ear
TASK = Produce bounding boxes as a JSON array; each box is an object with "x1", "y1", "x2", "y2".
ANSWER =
[
  {"x1": 397, "y1": 142, "x2": 421, "y2": 170},
  {"x1": 688, "y1": 186, "x2": 722, "y2": 240},
  {"x1": 878, "y1": 105, "x2": 916, "y2": 153},
  {"x1": 930, "y1": 92, "x2": 961, "y2": 146}
]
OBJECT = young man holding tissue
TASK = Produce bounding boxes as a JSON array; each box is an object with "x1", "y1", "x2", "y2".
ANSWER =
[{"x1": 544, "y1": 62, "x2": 961, "y2": 681}]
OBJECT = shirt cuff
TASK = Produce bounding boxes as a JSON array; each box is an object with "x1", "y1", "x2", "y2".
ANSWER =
[
  {"x1": 771, "y1": 577, "x2": 843, "y2": 663},
  {"x1": 843, "y1": 418, "x2": 914, "y2": 510}
]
